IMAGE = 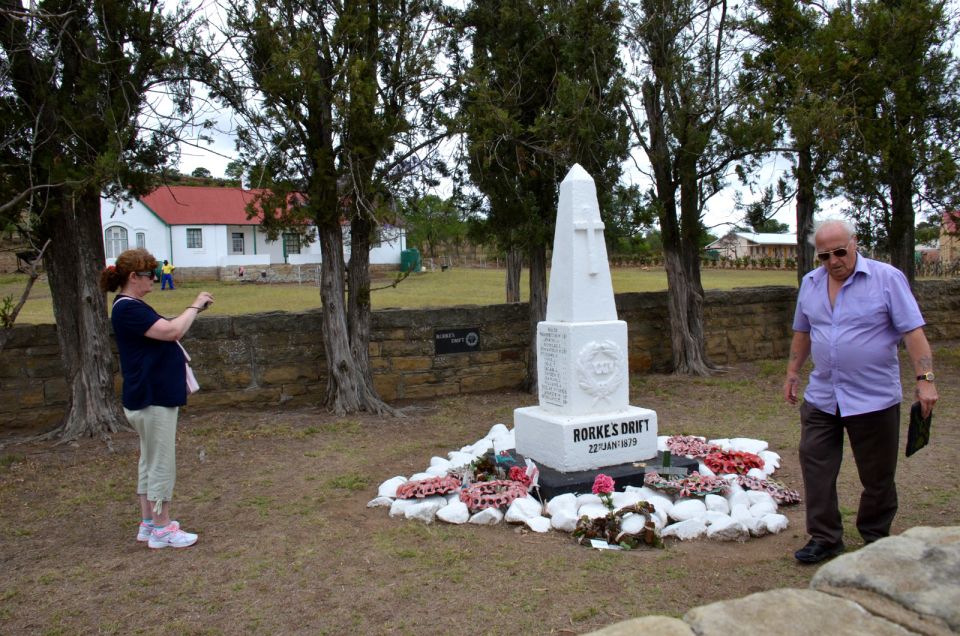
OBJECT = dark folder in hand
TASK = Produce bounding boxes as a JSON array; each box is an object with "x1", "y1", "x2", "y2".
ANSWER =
[{"x1": 906, "y1": 401, "x2": 932, "y2": 457}]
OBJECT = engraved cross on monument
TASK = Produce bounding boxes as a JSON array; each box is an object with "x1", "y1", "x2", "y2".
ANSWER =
[{"x1": 514, "y1": 164, "x2": 658, "y2": 472}]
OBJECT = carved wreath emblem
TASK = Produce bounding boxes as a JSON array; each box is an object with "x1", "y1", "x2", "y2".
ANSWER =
[{"x1": 576, "y1": 340, "x2": 624, "y2": 405}]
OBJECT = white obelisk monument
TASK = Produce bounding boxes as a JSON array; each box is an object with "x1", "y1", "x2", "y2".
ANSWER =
[{"x1": 514, "y1": 165, "x2": 658, "y2": 472}]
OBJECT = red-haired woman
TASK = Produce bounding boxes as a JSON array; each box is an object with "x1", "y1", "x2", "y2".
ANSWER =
[{"x1": 100, "y1": 248, "x2": 213, "y2": 549}]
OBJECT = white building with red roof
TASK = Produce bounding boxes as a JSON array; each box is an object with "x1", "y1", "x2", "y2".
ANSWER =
[{"x1": 100, "y1": 185, "x2": 404, "y2": 270}]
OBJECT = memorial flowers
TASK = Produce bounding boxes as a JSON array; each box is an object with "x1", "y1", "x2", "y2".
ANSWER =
[
  {"x1": 592, "y1": 473, "x2": 616, "y2": 510},
  {"x1": 703, "y1": 450, "x2": 764, "y2": 475},
  {"x1": 643, "y1": 471, "x2": 728, "y2": 497}
]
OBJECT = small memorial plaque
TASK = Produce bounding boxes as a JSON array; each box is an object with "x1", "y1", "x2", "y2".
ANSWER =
[{"x1": 434, "y1": 327, "x2": 481, "y2": 355}]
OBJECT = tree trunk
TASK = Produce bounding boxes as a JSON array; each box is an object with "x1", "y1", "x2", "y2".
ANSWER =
[
  {"x1": 795, "y1": 144, "x2": 817, "y2": 283},
  {"x1": 346, "y1": 216, "x2": 396, "y2": 415},
  {"x1": 505, "y1": 247, "x2": 522, "y2": 303},
  {"x1": 887, "y1": 156, "x2": 916, "y2": 285},
  {"x1": 318, "y1": 219, "x2": 377, "y2": 415},
  {"x1": 42, "y1": 187, "x2": 127, "y2": 442},
  {"x1": 523, "y1": 243, "x2": 547, "y2": 393}
]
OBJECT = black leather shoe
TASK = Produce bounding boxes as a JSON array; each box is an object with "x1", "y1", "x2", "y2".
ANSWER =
[{"x1": 794, "y1": 539, "x2": 845, "y2": 564}]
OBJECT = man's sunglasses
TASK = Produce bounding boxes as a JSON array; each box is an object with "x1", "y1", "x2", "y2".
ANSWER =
[
  {"x1": 817, "y1": 242, "x2": 852, "y2": 261},
  {"x1": 135, "y1": 271, "x2": 155, "y2": 278}
]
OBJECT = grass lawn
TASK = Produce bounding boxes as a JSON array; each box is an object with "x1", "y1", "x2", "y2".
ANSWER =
[{"x1": 0, "y1": 267, "x2": 801, "y2": 325}]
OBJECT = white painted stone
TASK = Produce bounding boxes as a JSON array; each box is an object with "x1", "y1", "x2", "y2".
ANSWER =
[
  {"x1": 657, "y1": 436, "x2": 670, "y2": 452},
  {"x1": 576, "y1": 493, "x2": 602, "y2": 508},
  {"x1": 731, "y1": 503, "x2": 753, "y2": 523},
  {"x1": 708, "y1": 438, "x2": 732, "y2": 451},
  {"x1": 727, "y1": 489, "x2": 751, "y2": 509},
  {"x1": 743, "y1": 515, "x2": 768, "y2": 537},
  {"x1": 546, "y1": 493, "x2": 578, "y2": 517},
  {"x1": 513, "y1": 165, "x2": 658, "y2": 472},
  {"x1": 447, "y1": 451, "x2": 475, "y2": 468},
  {"x1": 644, "y1": 494, "x2": 675, "y2": 521},
  {"x1": 579, "y1": 503, "x2": 611, "y2": 520},
  {"x1": 525, "y1": 516, "x2": 552, "y2": 533},
  {"x1": 746, "y1": 467, "x2": 767, "y2": 480},
  {"x1": 366, "y1": 496, "x2": 394, "y2": 508},
  {"x1": 405, "y1": 497, "x2": 446, "y2": 524},
  {"x1": 505, "y1": 497, "x2": 543, "y2": 523},
  {"x1": 705, "y1": 494, "x2": 730, "y2": 514},
  {"x1": 429, "y1": 456, "x2": 451, "y2": 469},
  {"x1": 378, "y1": 476, "x2": 407, "y2": 498},
  {"x1": 469, "y1": 507, "x2": 504, "y2": 525},
  {"x1": 487, "y1": 423, "x2": 509, "y2": 439},
  {"x1": 669, "y1": 499, "x2": 707, "y2": 522},
  {"x1": 698, "y1": 462, "x2": 716, "y2": 477},
  {"x1": 408, "y1": 472, "x2": 433, "y2": 482},
  {"x1": 437, "y1": 500, "x2": 470, "y2": 524},
  {"x1": 759, "y1": 450, "x2": 780, "y2": 469},
  {"x1": 612, "y1": 491, "x2": 642, "y2": 509},
  {"x1": 746, "y1": 490, "x2": 777, "y2": 508},
  {"x1": 750, "y1": 501, "x2": 777, "y2": 518},
  {"x1": 550, "y1": 507, "x2": 579, "y2": 532},
  {"x1": 729, "y1": 438, "x2": 768, "y2": 455},
  {"x1": 706, "y1": 516, "x2": 750, "y2": 541},
  {"x1": 620, "y1": 513, "x2": 649, "y2": 535},
  {"x1": 662, "y1": 519, "x2": 708, "y2": 541},
  {"x1": 389, "y1": 498, "x2": 417, "y2": 518},
  {"x1": 424, "y1": 465, "x2": 448, "y2": 477},
  {"x1": 703, "y1": 511, "x2": 733, "y2": 526},
  {"x1": 762, "y1": 513, "x2": 789, "y2": 534}
]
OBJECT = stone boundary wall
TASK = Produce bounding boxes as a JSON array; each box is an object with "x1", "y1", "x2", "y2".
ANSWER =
[
  {"x1": 3, "y1": 280, "x2": 959, "y2": 430},
  {"x1": 173, "y1": 262, "x2": 398, "y2": 283}
]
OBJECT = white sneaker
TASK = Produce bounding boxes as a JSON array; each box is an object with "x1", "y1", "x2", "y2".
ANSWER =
[
  {"x1": 148, "y1": 521, "x2": 198, "y2": 549},
  {"x1": 136, "y1": 522, "x2": 152, "y2": 542}
]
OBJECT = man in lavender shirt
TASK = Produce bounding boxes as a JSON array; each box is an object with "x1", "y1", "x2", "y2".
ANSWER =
[{"x1": 783, "y1": 219, "x2": 938, "y2": 564}]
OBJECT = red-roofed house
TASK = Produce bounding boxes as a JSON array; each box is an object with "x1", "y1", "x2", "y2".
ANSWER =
[
  {"x1": 942, "y1": 211, "x2": 960, "y2": 264},
  {"x1": 100, "y1": 186, "x2": 404, "y2": 270}
]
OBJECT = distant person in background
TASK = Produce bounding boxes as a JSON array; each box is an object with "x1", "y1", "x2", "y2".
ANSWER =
[
  {"x1": 783, "y1": 219, "x2": 937, "y2": 564},
  {"x1": 161, "y1": 260, "x2": 175, "y2": 290},
  {"x1": 100, "y1": 248, "x2": 213, "y2": 549}
]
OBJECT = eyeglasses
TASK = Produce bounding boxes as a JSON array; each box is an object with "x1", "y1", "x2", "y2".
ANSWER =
[
  {"x1": 817, "y1": 241, "x2": 853, "y2": 261},
  {"x1": 135, "y1": 271, "x2": 155, "y2": 278}
]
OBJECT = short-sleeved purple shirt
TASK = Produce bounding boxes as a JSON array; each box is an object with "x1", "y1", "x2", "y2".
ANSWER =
[{"x1": 792, "y1": 253, "x2": 925, "y2": 417}]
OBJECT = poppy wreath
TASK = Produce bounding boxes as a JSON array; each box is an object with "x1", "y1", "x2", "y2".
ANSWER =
[
  {"x1": 703, "y1": 450, "x2": 764, "y2": 475},
  {"x1": 395, "y1": 475, "x2": 462, "y2": 499},
  {"x1": 459, "y1": 480, "x2": 529, "y2": 511},
  {"x1": 736, "y1": 475, "x2": 802, "y2": 505},
  {"x1": 665, "y1": 435, "x2": 720, "y2": 459},
  {"x1": 508, "y1": 465, "x2": 532, "y2": 489},
  {"x1": 643, "y1": 471, "x2": 728, "y2": 497}
]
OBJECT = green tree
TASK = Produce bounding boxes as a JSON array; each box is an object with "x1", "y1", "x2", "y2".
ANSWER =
[
  {"x1": 460, "y1": 0, "x2": 630, "y2": 389},
  {"x1": 403, "y1": 195, "x2": 467, "y2": 258},
  {"x1": 211, "y1": 0, "x2": 451, "y2": 414},
  {"x1": 0, "y1": 0, "x2": 201, "y2": 440},
  {"x1": 191, "y1": 167, "x2": 213, "y2": 179},
  {"x1": 832, "y1": 0, "x2": 960, "y2": 282},
  {"x1": 739, "y1": 0, "x2": 849, "y2": 282},
  {"x1": 623, "y1": 0, "x2": 768, "y2": 374}
]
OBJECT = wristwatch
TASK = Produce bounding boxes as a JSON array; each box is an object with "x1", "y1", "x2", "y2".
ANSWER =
[{"x1": 917, "y1": 371, "x2": 935, "y2": 382}]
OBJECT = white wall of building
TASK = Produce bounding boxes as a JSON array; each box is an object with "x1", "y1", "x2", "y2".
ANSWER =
[{"x1": 101, "y1": 197, "x2": 172, "y2": 265}]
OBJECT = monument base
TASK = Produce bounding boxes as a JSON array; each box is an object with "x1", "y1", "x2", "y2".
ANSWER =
[
  {"x1": 514, "y1": 405, "x2": 658, "y2": 473},
  {"x1": 506, "y1": 450, "x2": 698, "y2": 499}
]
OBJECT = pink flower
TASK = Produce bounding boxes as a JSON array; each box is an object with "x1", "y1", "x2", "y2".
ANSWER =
[{"x1": 592, "y1": 473, "x2": 615, "y2": 495}]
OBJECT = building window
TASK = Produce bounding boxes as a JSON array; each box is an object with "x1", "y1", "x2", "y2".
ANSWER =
[
  {"x1": 136, "y1": 232, "x2": 145, "y2": 249},
  {"x1": 105, "y1": 226, "x2": 128, "y2": 259},
  {"x1": 282, "y1": 232, "x2": 301, "y2": 255},
  {"x1": 232, "y1": 232, "x2": 245, "y2": 254},
  {"x1": 187, "y1": 228, "x2": 202, "y2": 249}
]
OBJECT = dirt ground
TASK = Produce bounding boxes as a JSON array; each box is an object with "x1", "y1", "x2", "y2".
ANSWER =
[{"x1": 1, "y1": 344, "x2": 958, "y2": 635}]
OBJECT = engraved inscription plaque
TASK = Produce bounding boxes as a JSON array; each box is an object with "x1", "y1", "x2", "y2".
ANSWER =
[{"x1": 539, "y1": 326, "x2": 569, "y2": 407}]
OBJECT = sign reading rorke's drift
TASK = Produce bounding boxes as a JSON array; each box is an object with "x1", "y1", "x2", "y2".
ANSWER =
[{"x1": 514, "y1": 165, "x2": 658, "y2": 472}]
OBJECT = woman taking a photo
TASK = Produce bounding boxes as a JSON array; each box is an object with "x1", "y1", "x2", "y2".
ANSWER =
[{"x1": 100, "y1": 248, "x2": 213, "y2": 549}]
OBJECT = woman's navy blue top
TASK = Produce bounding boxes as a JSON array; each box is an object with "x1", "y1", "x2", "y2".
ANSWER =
[{"x1": 111, "y1": 296, "x2": 187, "y2": 410}]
